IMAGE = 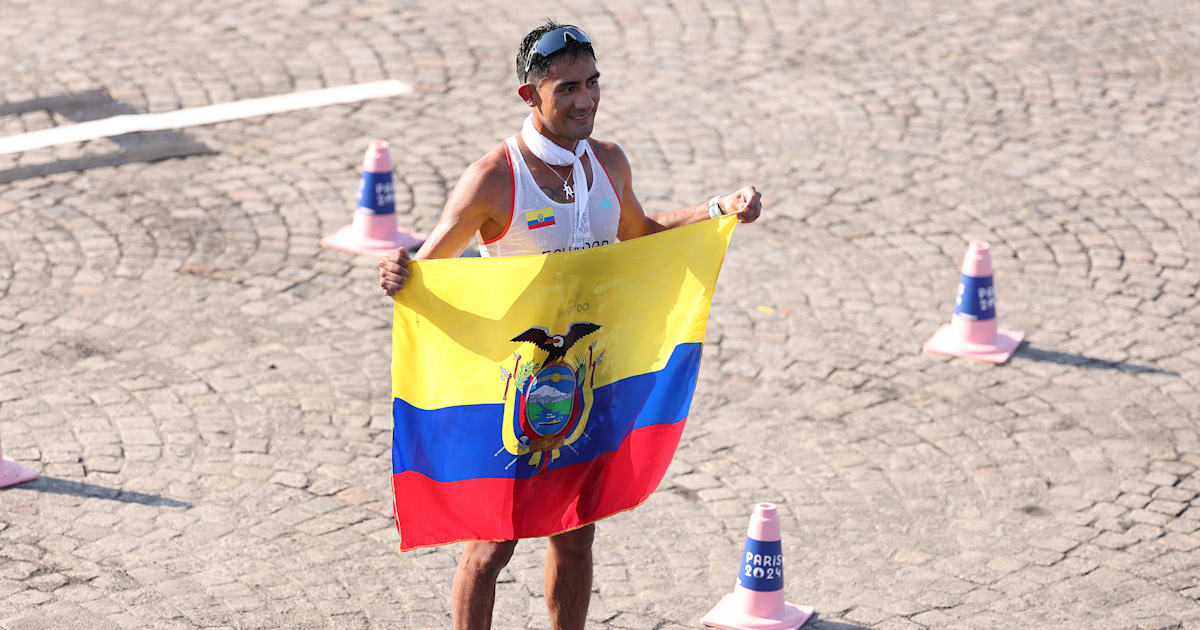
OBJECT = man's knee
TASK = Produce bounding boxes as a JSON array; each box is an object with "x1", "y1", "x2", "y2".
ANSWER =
[
  {"x1": 460, "y1": 540, "x2": 518, "y2": 578},
  {"x1": 549, "y1": 524, "x2": 595, "y2": 557}
]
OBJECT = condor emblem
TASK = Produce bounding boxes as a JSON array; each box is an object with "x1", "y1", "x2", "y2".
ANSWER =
[{"x1": 497, "y1": 321, "x2": 605, "y2": 473}]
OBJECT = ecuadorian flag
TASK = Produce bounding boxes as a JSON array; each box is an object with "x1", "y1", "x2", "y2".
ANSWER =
[
  {"x1": 391, "y1": 216, "x2": 736, "y2": 550},
  {"x1": 525, "y1": 207, "x2": 555, "y2": 229}
]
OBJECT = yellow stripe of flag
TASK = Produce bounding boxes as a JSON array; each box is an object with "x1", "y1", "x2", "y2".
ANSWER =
[
  {"x1": 391, "y1": 216, "x2": 737, "y2": 408},
  {"x1": 525, "y1": 207, "x2": 554, "y2": 225}
]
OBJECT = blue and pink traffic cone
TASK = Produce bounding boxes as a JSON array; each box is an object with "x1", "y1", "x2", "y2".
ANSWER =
[
  {"x1": 0, "y1": 436, "x2": 36, "y2": 488},
  {"x1": 923, "y1": 241, "x2": 1024, "y2": 364},
  {"x1": 702, "y1": 503, "x2": 814, "y2": 630},
  {"x1": 320, "y1": 140, "x2": 425, "y2": 257}
]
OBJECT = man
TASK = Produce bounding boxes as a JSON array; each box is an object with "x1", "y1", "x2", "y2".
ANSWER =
[{"x1": 378, "y1": 20, "x2": 763, "y2": 630}]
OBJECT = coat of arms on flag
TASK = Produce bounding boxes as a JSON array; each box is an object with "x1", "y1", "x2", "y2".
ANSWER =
[
  {"x1": 500, "y1": 321, "x2": 602, "y2": 473},
  {"x1": 390, "y1": 216, "x2": 737, "y2": 550}
]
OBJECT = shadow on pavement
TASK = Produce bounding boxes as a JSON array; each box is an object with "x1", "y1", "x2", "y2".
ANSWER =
[
  {"x1": 1015, "y1": 344, "x2": 1178, "y2": 376},
  {"x1": 19, "y1": 476, "x2": 192, "y2": 508},
  {"x1": 805, "y1": 614, "x2": 870, "y2": 629},
  {"x1": 0, "y1": 90, "x2": 213, "y2": 184}
]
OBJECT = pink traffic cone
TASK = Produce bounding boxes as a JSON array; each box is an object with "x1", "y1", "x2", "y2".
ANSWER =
[
  {"x1": 702, "y1": 503, "x2": 814, "y2": 630},
  {"x1": 923, "y1": 241, "x2": 1024, "y2": 364},
  {"x1": 320, "y1": 140, "x2": 425, "y2": 257},
  {"x1": 0, "y1": 436, "x2": 37, "y2": 488}
]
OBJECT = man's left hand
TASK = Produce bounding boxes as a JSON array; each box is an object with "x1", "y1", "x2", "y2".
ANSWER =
[{"x1": 720, "y1": 185, "x2": 762, "y2": 223}]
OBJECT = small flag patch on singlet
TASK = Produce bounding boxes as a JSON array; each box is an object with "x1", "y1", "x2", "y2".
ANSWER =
[{"x1": 526, "y1": 208, "x2": 555, "y2": 229}]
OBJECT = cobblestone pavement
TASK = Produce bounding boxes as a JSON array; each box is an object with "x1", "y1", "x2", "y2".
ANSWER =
[{"x1": 2, "y1": 0, "x2": 1199, "y2": 628}]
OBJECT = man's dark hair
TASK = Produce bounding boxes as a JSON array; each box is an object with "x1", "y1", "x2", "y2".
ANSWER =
[{"x1": 516, "y1": 20, "x2": 595, "y2": 84}]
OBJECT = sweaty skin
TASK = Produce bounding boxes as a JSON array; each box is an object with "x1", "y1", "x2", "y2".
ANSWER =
[{"x1": 377, "y1": 53, "x2": 762, "y2": 296}]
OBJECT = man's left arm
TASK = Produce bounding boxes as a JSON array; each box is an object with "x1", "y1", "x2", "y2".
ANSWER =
[{"x1": 599, "y1": 143, "x2": 762, "y2": 241}]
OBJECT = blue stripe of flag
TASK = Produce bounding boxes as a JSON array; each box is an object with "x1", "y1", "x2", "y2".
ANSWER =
[{"x1": 392, "y1": 343, "x2": 702, "y2": 482}]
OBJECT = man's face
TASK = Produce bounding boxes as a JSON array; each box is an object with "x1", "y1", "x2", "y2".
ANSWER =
[{"x1": 530, "y1": 54, "x2": 600, "y2": 142}]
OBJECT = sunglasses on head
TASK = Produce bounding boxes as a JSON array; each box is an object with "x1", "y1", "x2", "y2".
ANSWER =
[{"x1": 524, "y1": 26, "x2": 593, "y2": 79}]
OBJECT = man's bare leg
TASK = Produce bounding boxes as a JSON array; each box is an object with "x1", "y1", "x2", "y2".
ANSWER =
[
  {"x1": 545, "y1": 524, "x2": 595, "y2": 630},
  {"x1": 452, "y1": 540, "x2": 518, "y2": 630}
]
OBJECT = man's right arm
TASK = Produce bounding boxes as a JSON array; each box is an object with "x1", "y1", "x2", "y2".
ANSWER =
[{"x1": 379, "y1": 146, "x2": 510, "y2": 296}]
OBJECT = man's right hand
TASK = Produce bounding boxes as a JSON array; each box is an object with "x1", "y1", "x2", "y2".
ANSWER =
[{"x1": 379, "y1": 248, "x2": 411, "y2": 296}]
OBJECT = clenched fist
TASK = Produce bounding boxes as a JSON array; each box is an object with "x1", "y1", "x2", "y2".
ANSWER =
[{"x1": 379, "y1": 248, "x2": 411, "y2": 296}]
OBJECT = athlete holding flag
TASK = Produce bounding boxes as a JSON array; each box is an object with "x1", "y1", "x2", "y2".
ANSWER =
[{"x1": 379, "y1": 20, "x2": 763, "y2": 630}]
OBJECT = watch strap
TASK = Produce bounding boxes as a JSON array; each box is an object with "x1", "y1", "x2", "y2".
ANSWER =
[{"x1": 708, "y1": 195, "x2": 722, "y2": 219}]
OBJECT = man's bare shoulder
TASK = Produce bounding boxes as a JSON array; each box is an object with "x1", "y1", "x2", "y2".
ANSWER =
[
  {"x1": 457, "y1": 142, "x2": 513, "y2": 200},
  {"x1": 588, "y1": 139, "x2": 626, "y2": 163},
  {"x1": 588, "y1": 139, "x2": 631, "y2": 194},
  {"x1": 588, "y1": 139, "x2": 631, "y2": 178}
]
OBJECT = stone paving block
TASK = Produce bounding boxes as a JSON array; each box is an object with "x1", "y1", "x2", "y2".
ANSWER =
[
  {"x1": 1148, "y1": 500, "x2": 1190, "y2": 517},
  {"x1": 1119, "y1": 494, "x2": 1155, "y2": 510},
  {"x1": 1160, "y1": 533, "x2": 1200, "y2": 553}
]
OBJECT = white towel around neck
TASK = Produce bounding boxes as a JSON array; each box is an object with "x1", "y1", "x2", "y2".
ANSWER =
[{"x1": 521, "y1": 115, "x2": 595, "y2": 249}]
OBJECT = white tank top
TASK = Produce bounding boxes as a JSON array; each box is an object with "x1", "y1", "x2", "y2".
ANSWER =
[{"x1": 478, "y1": 136, "x2": 621, "y2": 257}]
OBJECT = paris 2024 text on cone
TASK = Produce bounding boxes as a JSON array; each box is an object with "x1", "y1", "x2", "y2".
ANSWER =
[
  {"x1": 701, "y1": 503, "x2": 814, "y2": 630},
  {"x1": 0, "y1": 435, "x2": 37, "y2": 489},
  {"x1": 923, "y1": 241, "x2": 1024, "y2": 364},
  {"x1": 320, "y1": 140, "x2": 425, "y2": 257}
]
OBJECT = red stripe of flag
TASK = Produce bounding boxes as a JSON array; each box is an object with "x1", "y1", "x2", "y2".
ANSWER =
[{"x1": 392, "y1": 419, "x2": 686, "y2": 550}]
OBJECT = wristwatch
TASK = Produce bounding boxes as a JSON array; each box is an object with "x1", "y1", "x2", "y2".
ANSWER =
[{"x1": 708, "y1": 195, "x2": 722, "y2": 219}]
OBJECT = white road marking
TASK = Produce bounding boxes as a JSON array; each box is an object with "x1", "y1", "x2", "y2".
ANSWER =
[{"x1": 0, "y1": 80, "x2": 412, "y2": 155}]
